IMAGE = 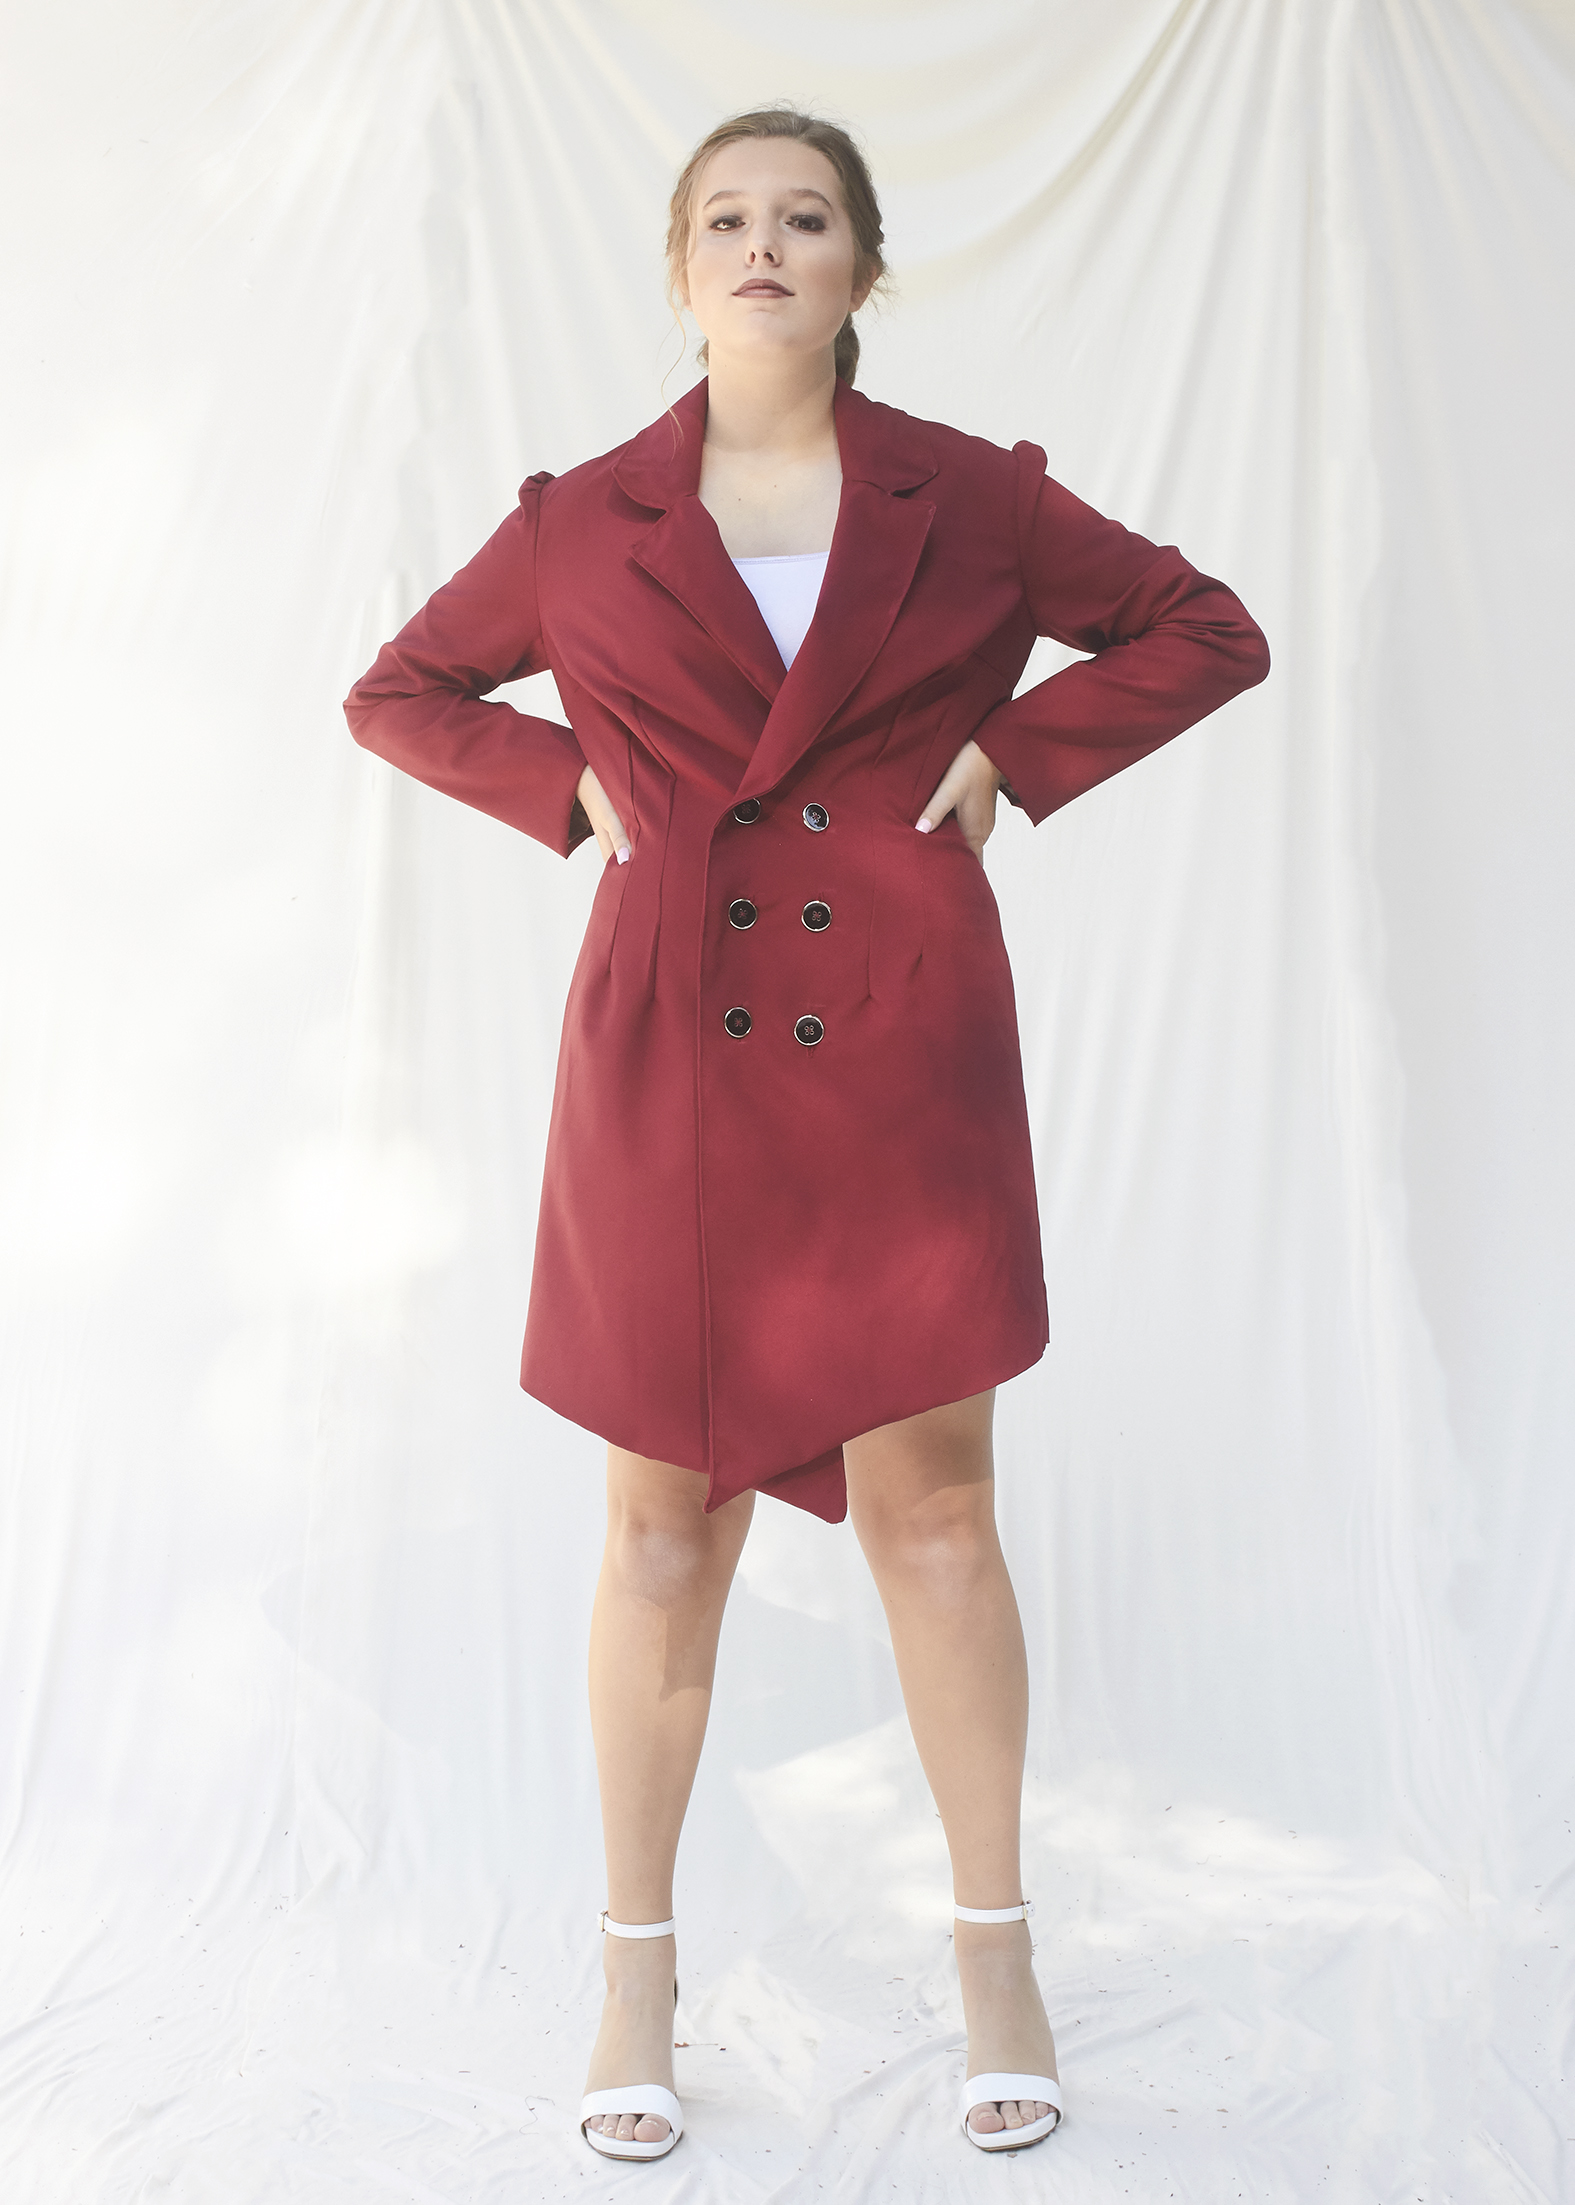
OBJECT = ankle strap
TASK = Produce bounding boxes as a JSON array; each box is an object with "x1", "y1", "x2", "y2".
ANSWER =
[
  {"x1": 954, "y1": 1899, "x2": 1034, "y2": 1924},
  {"x1": 599, "y1": 1910, "x2": 676, "y2": 1938}
]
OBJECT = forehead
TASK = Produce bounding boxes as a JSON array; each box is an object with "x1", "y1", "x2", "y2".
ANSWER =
[{"x1": 696, "y1": 137, "x2": 844, "y2": 210}]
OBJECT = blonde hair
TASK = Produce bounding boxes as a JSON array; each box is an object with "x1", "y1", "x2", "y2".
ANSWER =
[{"x1": 665, "y1": 105, "x2": 887, "y2": 384}]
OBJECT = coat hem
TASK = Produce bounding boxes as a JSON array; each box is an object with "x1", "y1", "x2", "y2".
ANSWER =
[{"x1": 522, "y1": 1325, "x2": 1051, "y2": 1525}]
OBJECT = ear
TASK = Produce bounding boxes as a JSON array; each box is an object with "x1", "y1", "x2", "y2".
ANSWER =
[{"x1": 849, "y1": 255, "x2": 880, "y2": 315}]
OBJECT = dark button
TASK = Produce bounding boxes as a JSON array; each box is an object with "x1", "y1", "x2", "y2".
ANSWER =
[
  {"x1": 728, "y1": 898, "x2": 758, "y2": 930},
  {"x1": 794, "y1": 1014, "x2": 825, "y2": 1047},
  {"x1": 724, "y1": 1006, "x2": 752, "y2": 1037},
  {"x1": 801, "y1": 900, "x2": 832, "y2": 932},
  {"x1": 802, "y1": 802, "x2": 829, "y2": 832},
  {"x1": 733, "y1": 799, "x2": 762, "y2": 824}
]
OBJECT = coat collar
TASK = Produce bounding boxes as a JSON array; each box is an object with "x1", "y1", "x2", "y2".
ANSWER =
[
  {"x1": 611, "y1": 376, "x2": 938, "y2": 507},
  {"x1": 615, "y1": 380, "x2": 939, "y2": 798}
]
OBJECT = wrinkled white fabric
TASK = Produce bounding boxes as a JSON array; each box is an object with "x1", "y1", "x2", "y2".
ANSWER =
[{"x1": 2, "y1": 1, "x2": 1573, "y2": 2199}]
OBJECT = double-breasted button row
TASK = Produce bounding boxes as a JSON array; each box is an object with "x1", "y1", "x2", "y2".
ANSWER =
[
  {"x1": 728, "y1": 897, "x2": 831, "y2": 932},
  {"x1": 731, "y1": 798, "x2": 831, "y2": 832},
  {"x1": 724, "y1": 1008, "x2": 824, "y2": 1046},
  {"x1": 722, "y1": 799, "x2": 831, "y2": 1047}
]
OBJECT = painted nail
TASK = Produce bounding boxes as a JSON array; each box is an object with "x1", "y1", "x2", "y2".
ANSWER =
[
  {"x1": 915, "y1": 819, "x2": 933, "y2": 834},
  {"x1": 616, "y1": 847, "x2": 630, "y2": 865}
]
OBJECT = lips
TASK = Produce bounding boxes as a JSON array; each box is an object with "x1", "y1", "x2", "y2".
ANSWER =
[{"x1": 733, "y1": 280, "x2": 791, "y2": 296}]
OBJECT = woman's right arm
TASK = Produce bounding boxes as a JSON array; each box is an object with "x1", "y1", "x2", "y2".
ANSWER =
[{"x1": 344, "y1": 475, "x2": 611, "y2": 858}]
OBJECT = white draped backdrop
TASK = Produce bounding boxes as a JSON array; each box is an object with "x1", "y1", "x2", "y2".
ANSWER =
[{"x1": 3, "y1": 1, "x2": 1572, "y2": 2197}]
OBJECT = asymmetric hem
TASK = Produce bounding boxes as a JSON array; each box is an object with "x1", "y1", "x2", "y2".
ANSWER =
[{"x1": 521, "y1": 1321, "x2": 1051, "y2": 1524}]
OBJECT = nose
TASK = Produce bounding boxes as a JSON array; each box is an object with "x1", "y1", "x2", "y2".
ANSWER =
[{"x1": 747, "y1": 235, "x2": 780, "y2": 265}]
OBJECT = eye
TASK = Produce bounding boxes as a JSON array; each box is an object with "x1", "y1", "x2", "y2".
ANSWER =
[
  {"x1": 788, "y1": 213, "x2": 827, "y2": 232},
  {"x1": 708, "y1": 214, "x2": 744, "y2": 231}
]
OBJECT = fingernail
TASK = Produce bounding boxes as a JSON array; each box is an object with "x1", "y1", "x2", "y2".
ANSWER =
[
  {"x1": 915, "y1": 819, "x2": 933, "y2": 834},
  {"x1": 616, "y1": 846, "x2": 630, "y2": 865}
]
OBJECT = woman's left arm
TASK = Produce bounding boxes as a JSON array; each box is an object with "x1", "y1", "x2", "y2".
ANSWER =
[
  {"x1": 920, "y1": 442, "x2": 1269, "y2": 847},
  {"x1": 974, "y1": 442, "x2": 1270, "y2": 821}
]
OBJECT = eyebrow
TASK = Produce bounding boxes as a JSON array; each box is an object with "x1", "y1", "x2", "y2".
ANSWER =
[{"x1": 702, "y1": 186, "x2": 835, "y2": 210}]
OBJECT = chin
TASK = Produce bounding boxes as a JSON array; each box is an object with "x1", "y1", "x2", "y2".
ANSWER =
[{"x1": 713, "y1": 328, "x2": 832, "y2": 365}]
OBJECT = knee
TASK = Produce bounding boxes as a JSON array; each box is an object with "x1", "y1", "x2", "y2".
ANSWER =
[
  {"x1": 853, "y1": 1485, "x2": 999, "y2": 1599},
  {"x1": 605, "y1": 1480, "x2": 745, "y2": 1611}
]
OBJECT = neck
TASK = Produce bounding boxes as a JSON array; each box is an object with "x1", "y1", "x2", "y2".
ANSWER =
[{"x1": 701, "y1": 347, "x2": 840, "y2": 457}]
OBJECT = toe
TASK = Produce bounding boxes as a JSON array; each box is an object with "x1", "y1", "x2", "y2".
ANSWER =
[
  {"x1": 968, "y1": 2102, "x2": 1006, "y2": 2133},
  {"x1": 632, "y1": 2114, "x2": 671, "y2": 2143},
  {"x1": 615, "y1": 2113, "x2": 639, "y2": 2141}
]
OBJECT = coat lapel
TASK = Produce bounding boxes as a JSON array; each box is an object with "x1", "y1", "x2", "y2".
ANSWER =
[
  {"x1": 616, "y1": 383, "x2": 785, "y2": 707},
  {"x1": 613, "y1": 378, "x2": 939, "y2": 799},
  {"x1": 738, "y1": 381, "x2": 937, "y2": 802}
]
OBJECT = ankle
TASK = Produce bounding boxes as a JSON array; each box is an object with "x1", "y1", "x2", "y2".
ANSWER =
[
  {"x1": 601, "y1": 1971, "x2": 674, "y2": 2009},
  {"x1": 601, "y1": 1933, "x2": 676, "y2": 1991},
  {"x1": 955, "y1": 1917, "x2": 1032, "y2": 1958}
]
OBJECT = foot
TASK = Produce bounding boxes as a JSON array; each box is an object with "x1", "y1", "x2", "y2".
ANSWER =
[
  {"x1": 583, "y1": 1930, "x2": 678, "y2": 2147},
  {"x1": 954, "y1": 1916, "x2": 1060, "y2": 2137}
]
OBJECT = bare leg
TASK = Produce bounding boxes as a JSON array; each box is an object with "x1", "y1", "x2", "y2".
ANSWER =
[
  {"x1": 845, "y1": 1391, "x2": 1058, "y2": 2137},
  {"x1": 582, "y1": 1447, "x2": 754, "y2": 2145}
]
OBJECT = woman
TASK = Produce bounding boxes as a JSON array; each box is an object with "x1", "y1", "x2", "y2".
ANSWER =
[{"x1": 345, "y1": 105, "x2": 1268, "y2": 2163}]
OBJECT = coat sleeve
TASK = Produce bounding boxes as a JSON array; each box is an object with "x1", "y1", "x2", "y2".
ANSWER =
[
  {"x1": 343, "y1": 475, "x2": 593, "y2": 856},
  {"x1": 969, "y1": 442, "x2": 1270, "y2": 825}
]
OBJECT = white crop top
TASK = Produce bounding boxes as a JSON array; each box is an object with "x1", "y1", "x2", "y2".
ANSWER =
[{"x1": 732, "y1": 551, "x2": 829, "y2": 670}]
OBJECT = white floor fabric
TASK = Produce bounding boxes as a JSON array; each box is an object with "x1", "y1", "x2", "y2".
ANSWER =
[{"x1": 3, "y1": 2, "x2": 1573, "y2": 2198}]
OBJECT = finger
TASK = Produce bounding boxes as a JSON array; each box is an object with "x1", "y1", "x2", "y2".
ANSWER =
[
  {"x1": 578, "y1": 766, "x2": 631, "y2": 864},
  {"x1": 955, "y1": 783, "x2": 997, "y2": 861},
  {"x1": 916, "y1": 758, "x2": 967, "y2": 834},
  {"x1": 588, "y1": 806, "x2": 629, "y2": 864}
]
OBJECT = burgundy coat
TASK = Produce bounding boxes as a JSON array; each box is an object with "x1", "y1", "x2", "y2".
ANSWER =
[{"x1": 345, "y1": 378, "x2": 1269, "y2": 1521}]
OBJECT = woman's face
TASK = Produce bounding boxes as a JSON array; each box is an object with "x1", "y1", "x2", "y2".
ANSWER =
[{"x1": 682, "y1": 138, "x2": 871, "y2": 369}]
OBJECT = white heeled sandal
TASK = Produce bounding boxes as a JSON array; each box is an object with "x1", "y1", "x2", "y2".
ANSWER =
[
  {"x1": 579, "y1": 1912, "x2": 684, "y2": 2163},
  {"x1": 955, "y1": 1900, "x2": 1064, "y2": 2153}
]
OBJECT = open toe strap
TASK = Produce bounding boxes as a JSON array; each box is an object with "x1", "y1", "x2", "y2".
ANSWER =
[
  {"x1": 959, "y1": 2071, "x2": 1063, "y2": 2151},
  {"x1": 580, "y1": 2084, "x2": 683, "y2": 2159}
]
